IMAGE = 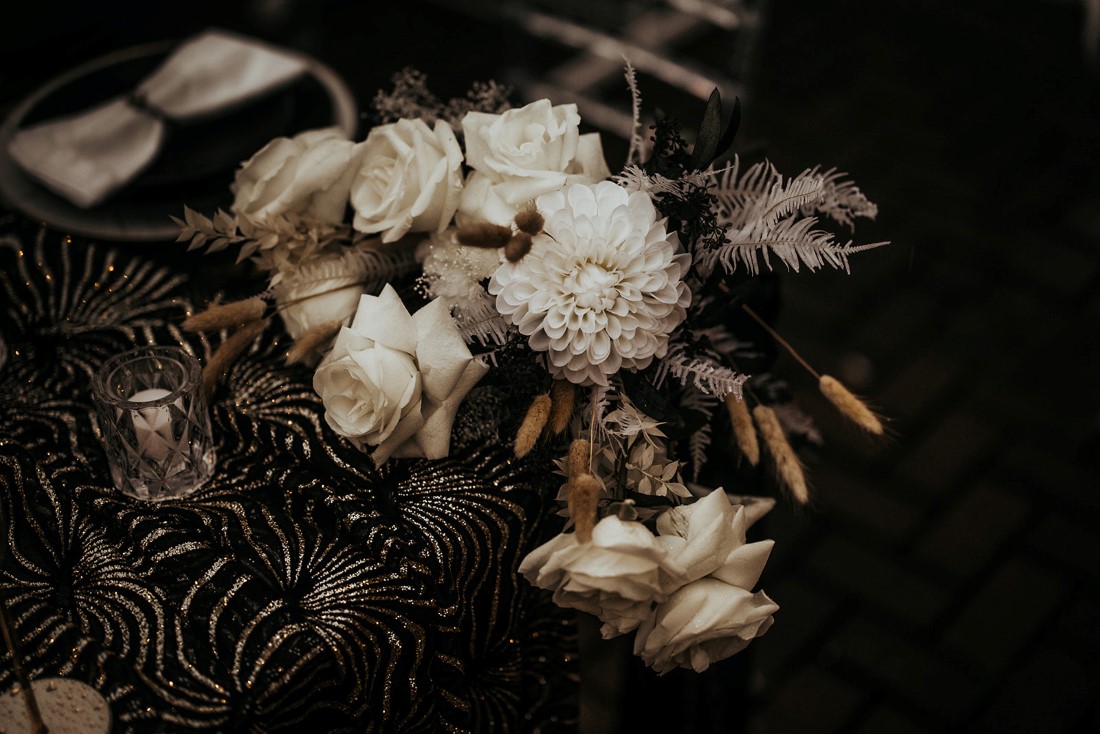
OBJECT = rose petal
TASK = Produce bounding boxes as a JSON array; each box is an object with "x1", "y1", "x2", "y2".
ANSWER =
[{"x1": 351, "y1": 284, "x2": 418, "y2": 354}]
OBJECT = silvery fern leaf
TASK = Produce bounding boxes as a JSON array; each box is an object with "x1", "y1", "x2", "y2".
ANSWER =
[
  {"x1": 624, "y1": 60, "x2": 646, "y2": 168},
  {"x1": 735, "y1": 170, "x2": 827, "y2": 233},
  {"x1": 653, "y1": 341, "x2": 750, "y2": 398},
  {"x1": 710, "y1": 157, "x2": 783, "y2": 223},
  {"x1": 700, "y1": 216, "x2": 889, "y2": 276},
  {"x1": 615, "y1": 165, "x2": 709, "y2": 198},
  {"x1": 677, "y1": 388, "x2": 720, "y2": 481},
  {"x1": 798, "y1": 166, "x2": 879, "y2": 229},
  {"x1": 454, "y1": 290, "x2": 513, "y2": 346}
]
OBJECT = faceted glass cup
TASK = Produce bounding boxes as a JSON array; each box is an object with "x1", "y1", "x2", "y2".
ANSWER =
[{"x1": 91, "y1": 346, "x2": 215, "y2": 501}]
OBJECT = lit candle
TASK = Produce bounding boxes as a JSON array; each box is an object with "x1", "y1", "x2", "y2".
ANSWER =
[{"x1": 129, "y1": 388, "x2": 176, "y2": 464}]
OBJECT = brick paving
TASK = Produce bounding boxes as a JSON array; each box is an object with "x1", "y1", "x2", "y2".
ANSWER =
[{"x1": 744, "y1": 1, "x2": 1100, "y2": 731}]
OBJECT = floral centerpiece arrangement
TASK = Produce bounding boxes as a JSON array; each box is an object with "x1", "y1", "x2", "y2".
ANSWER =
[{"x1": 178, "y1": 67, "x2": 886, "y2": 674}]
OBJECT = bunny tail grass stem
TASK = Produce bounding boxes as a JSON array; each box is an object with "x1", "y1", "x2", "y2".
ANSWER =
[
  {"x1": 568, "y1": 438, "x2": 591, "y2": 479},
  {"x1": 741, "y1": 303, "x2": 820, "y2": 379},
  {"x1": 549, "y1": 379, "x2": 576, "y2": 435},
  {"x1": 286, "y1": 320, "x2": 343, "y2": 366},
  {"x1": 184, "y1": 296, "x2": 266, "y2": 332},
  {"x1": 724, "y1": 392, "x2": 760, "y2": 466},
  {"x1": 819, "y1": 374, "x2": 885, "y2": 435},
  {"x1": 753, "y1": 404, "x2": 810, "y2": 505},
  {"x1": 456, "y1": 222, "x2": 513, "y2": 248},
  {"x1": 202, "y1": 319, "x2": 267, "y2": 401},
  {"x1": 514, "y1": 394, "x2": 552, "y2": 458},
  {"x1": 568, "y1": 473, "x2": 602, "y2": 543}
]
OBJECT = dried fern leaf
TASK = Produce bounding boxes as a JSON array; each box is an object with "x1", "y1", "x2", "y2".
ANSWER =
[
  {"x1": 654, "y1": 342, "x2": 750, "y2": 398},
  {"x1": 455, "y1": 290, "x2": 513, "y2": 346},
  {"x1": 798, "y1": 166, "x2": 879, "y2": 228},
  {"x1": 701, "y1": 216, "x2": 866, "y2": 276},
  {"x1": 624, "y1": 59, "x2": 646, "y2": 167}
]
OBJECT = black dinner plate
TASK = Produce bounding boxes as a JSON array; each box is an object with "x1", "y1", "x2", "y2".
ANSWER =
[{"x1": 0, "y1": 37, "x2": 358, "y2": 243}]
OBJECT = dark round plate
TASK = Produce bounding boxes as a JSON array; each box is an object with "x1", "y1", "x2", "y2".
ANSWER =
[{"x1": 0, "y1": 38, "x2": 358, "y2": 242}]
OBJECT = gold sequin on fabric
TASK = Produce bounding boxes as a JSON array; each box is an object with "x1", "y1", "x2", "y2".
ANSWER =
[{"x1": 0, "y1": 228, "x2": 578, "y2": 732}]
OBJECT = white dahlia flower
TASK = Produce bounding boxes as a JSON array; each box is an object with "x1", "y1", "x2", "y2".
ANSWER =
[{"x1": 489, "y1": 181, "x2": 691, "y2": 386}]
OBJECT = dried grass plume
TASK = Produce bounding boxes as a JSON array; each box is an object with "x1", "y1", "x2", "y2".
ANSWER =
[
  {"x1": 286, "y1": 320, "x2": 343, "y2": 366},
  {"x1": 456, "y1": 222, "x2": 512, "y2": 249},
  {"x1": 567, "y1": 438, "x2": 591, "y2": 478},
  {"x1": 549, "y1": 379, "x2": 576, "y2": 435},
  {"x1": 725, "y1": 392, "x2": 759, "y2": 466},
  {"x1": 753, "y1": 404, "x2": 810, "y2": 505},
  {"x1": 184, "y1": 296, "x2": 265, "y2": 332},
  {"x1": 819, "y1": 375, "x2": 885, "y2": 435},
  {"x1": 568, "y1": 472, "x2": 601, "y2": 543},
  {"x1": 504, "y1": 232, "x2": 533, "y2": 262},
  {"x1": 202, "y1": 319, "x2": 267, "y2": 400},
  {"x1": 514, "y1": 393, "x2": 552, "y2": 457},
  {"x1": 514, "y1": 209, "x2": 544, "y2": 235}
]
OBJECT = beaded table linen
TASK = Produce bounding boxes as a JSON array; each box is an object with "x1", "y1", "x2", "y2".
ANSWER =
[{"x1": 0, "y1": 217, "x2": 577, "y2": 732}]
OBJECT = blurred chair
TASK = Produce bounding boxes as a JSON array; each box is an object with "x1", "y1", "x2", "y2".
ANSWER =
[{"x1": 434, "y1": 0, "x2": 769, "y2": 150}]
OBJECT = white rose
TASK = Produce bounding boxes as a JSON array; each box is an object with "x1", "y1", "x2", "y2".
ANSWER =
[
  {"x1": 232, "y1": 127, "x2": 362, "y2": 225},
  {"x1": 519, "y1": 516, "x2": 684, "y2": 638},
  {"x1": 350, "y1": 118, "x2": 464, "y2": 243},
  {"x1": 313, "y1": 284, "x2": 488, "y2": 465},
  {"x1": 632, "y1": 578, "x2": 779, "y2": 674},
  {"x1": 633, "y1": 487, "x2": 778, "y2": 674},
  {"x1": 457, "y1": 99, "x2": 611, "y2": 225}
]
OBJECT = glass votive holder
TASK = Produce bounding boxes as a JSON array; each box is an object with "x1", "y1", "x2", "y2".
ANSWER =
[{"x1": 91, "y1": 345, "x2": 215, "y2": 501}]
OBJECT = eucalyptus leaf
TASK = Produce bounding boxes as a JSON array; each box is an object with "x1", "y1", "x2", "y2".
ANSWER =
[
  {"x1": 690, "y1": 88, "x2": 723, "y2": 171},
  {"x1": 714, "y1": 95, "x2": 742, "y2": 161}
]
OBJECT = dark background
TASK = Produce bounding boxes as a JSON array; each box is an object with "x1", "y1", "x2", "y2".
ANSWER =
[{"x1": 3, "y1": 1, "x2": 1099, "y2": 732}]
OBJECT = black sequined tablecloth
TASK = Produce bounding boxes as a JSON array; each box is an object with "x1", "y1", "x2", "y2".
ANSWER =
[{"x1": 0, "y1": 217, "x2": 578, "y2": 732}]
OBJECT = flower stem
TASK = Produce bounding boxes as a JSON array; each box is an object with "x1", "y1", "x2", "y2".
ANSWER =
[{"x1": 740, "y1": 304, "x2": 821, "y2": 379}]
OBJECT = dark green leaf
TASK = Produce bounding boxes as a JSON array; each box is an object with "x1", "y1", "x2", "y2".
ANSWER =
[
  {"x1": 714, "y1": 95, "x2": 742, "y2": 161},
  {"x1": 690, "y1": 88, "x2": 724, "y2": 170}
]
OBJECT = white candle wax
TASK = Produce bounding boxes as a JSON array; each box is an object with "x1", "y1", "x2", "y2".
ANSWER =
[{"x1": 129, "y1": 388, "x2": 176, "y2": 463}]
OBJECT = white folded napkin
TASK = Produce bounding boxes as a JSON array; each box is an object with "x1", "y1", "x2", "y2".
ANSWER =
[{"x1": 8, "y1": 29, "x2": 308, "y2": 208}]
